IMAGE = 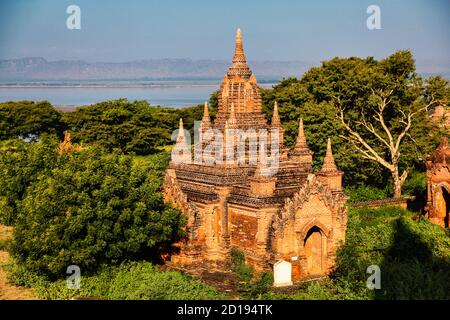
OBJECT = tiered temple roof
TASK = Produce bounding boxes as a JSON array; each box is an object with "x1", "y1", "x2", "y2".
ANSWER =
[
  {"x1": 164, "y1": 29, "x2": 348, "y2": 281},
  {"x1": 170, "y1": 29, "x2": 342, "y2": 207},
  {"x1": 214, "y1": 29, "x2": 267, "y2": 130}
]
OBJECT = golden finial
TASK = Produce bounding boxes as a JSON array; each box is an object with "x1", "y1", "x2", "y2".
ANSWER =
[{"x1": 233, "y1": 28, "x2": 245, "y2": 59}]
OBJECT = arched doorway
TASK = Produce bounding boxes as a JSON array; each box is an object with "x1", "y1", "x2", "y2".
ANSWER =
[
  {"x1": 304, "y1": 226, "x2": 324, "y2": 275},
  {"x1": 442, "y1": 187, "x2": 450, "y2": 228}
]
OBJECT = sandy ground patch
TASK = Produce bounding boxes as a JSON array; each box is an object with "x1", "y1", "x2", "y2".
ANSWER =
[{"x1": 0, "y1": 225, "x2": 37, "y2": 300}]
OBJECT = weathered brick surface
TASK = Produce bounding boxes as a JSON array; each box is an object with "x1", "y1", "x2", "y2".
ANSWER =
[
  {"x1": 426, "y1": 138, "x2": 450, "y2": 228},
  {"x1": 230, "y1": 211, "x2": 257, "y2": 249},
  {"x1": 163, "y1": 29, "x2": 348, "y2": 283}
]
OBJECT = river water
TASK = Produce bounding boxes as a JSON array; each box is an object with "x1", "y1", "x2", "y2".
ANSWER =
[{"x1": 0, "y1": 80, "x2": 276, "y2": 109}]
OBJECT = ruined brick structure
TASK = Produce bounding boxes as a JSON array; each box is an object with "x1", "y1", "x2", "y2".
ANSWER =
[
  {"x1": 425, "y1": 137, "x2": 450, "y2": 228},
  {"x1": 431, "y1": 104, "x2": 450, "y2": 129},
  {"x1": 163, "y1": 29, "x2": 348, "y2": 282},
  {"x1": 56, "y1": 130, "x2": 82, "y2": 155}
]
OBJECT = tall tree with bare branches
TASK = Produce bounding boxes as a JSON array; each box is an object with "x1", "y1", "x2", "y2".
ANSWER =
[{"x1": 304, "y1": 51, "x2": 447, "y2": 198}]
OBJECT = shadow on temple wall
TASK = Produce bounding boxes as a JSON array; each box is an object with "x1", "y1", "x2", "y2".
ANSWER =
[{"x1": 376, "y1": 218, "x2": 450, "y2": 299}]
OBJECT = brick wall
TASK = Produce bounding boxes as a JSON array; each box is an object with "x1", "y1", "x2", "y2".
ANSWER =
[{"x1": 230, "y1": 211, "x2": 257, "y2": 250}]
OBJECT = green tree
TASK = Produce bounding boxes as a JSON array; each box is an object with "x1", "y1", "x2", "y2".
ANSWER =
[
  {"x1": 10, "y1": 147, "x2": 185, "y2": 278},
  {"x1": 263, "y1": 51, "x2": 448, "y2": 195},
  {"x1": 0, "y1": 101, "x2": 64, "y2": 141},
  {"x1": 261, "y1": 77, "x2": 389, "y2": 185},
  {"x1": 0, "y1": 136, "x2": 59, "y2": 225},
  {"x1": 327, "y1": 51, "x2": 447, "y2": 197},
  {"x1": 62, "y1": 99, "x2": 170, "y2": 155},
  {"x1": 208, "y1": 90, "x2": 219, "y2": 120}
]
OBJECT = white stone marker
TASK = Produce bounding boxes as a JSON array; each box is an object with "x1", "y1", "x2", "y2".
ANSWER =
[{"x1": 273, "y1": 260, "x2": 293, "y2": 287}]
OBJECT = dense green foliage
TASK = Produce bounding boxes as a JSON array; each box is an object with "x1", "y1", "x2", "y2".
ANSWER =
[
  {"x1": 230, "y1": 248, "x2": 254, "y2": 282},
  {"x1": 344, "y1": 171, "x2": 427, "y2": 202},
  {"x1": 7, "y1": 261, "x2": 224, "y2": 300},
  {"x1": 0, "y1": 99, "x2": 207, "y2": 156},
  {"x1": 62, "y1": 99, "x2": 171, "y2": 154},
  {"x1": 106, "y1": 262, "x2": 225, "y2": 300},
  {"x1": 334, "y1": 207, "x2": 450, "y2": 299},
  {"x1": 230, "y1": 248, "x2": 273, "y2": 299},
  {"x1": 344, "y1": 185, "x2": 391, "y2": 202},
  {"x1": 8, "y1": 145, "x2": 184, "y2": 278},
  {"x1": 0, "y1": 101, "x2": 64, "y2": 141},
  {"x1": 0, "y1": 137, "x2": 59, "y2": 225},
  {"x1": 402, "y1": 171, "x2": 428, "y2": 198}
]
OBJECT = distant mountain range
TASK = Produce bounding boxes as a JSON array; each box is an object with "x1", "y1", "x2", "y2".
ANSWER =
[{"x1": 0, "y1": 57, "x2": 314, "y2": 82}]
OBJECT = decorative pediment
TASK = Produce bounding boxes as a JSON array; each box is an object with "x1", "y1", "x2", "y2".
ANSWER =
[
  {"x1": 283, "y1": 174, "x2": 336, "y2": 217},
  {"x1": 273, "y1": 174, "x2": 346, "y2": 232}
]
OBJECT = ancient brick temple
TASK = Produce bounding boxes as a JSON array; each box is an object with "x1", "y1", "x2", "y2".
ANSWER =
[
  {"x1": 163, "y1": 29, "x2": 348, "y2": 282},
  {"x1": 425, "y1": 137, "x2": 450, "y2": 228}
]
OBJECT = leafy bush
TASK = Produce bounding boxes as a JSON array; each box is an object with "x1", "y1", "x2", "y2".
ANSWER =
[
  {"x1": 6, "y1": 262, "x2": 114, "y2": 300},
  {"x1": 0, "y1": 137, "x2": 59, "y2": 225},
  {"x1": 230, "y1": 248, "x2": 273, "y2": 298},
  {"x1": 344, "y1": 185, "x2": 391, "y2": 202},
  {"x1": 0, "y1": 238, "x2": 10, "y2": 251},
  {"x1": 376, "y1": 217, "x2": 450, "y2": 299},
  {"x1": 62, "y1": 99, "x2": 171, "y2": 155},
  {"x1": 106, "y1": 262, "x2": 225, "y2": 300},
  {"x1": 333, "y1": 207, "x2": 450, "y2": 300},
  {"x1": 245, "y1": 271, "x2": 273, "y2": 299},
  {"x1": 0, "y1": 100, "x2": 64, "y2": 141},
  {"x1": 10, "y1": 146, "x2": 185, "y2": 278},
  {"x1": 7, "y1": 262, "x2": 224, "y2": 300},
  {"x1": 402, "y1": 171, "x2": 427, "y2": 198},
  {"x1": 230, "y1": 248, "x2": 253, "y2": 282}
]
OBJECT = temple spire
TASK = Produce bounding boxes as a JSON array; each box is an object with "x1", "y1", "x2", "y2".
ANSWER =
[
  {"x1": 227, "y1": 28, "x2": 252, "y2": 79},
  {"x1": 174, "y1": 118, "x2": 191, "y2": 164},
  {"x1": 321, "y1": 138, "x2": 338, "y2": 172},
  {"x1": 201, "y1": 101, "x2": 211, "y2": 129},
  {"x1": 290, "y1": 117, "x2": 313, "y2": 165},
  {"x1": 233, "y1": 28, "x2": 245, "y2": 61},
  {"x1": 177, "y1": 118, "x2": 186, "y2": 143},
  {"x1": 295, "y1": 118, "x2": 308, "y2": 149},
  {"x1": 271, "y1": 101, "x2": 281, "y2": 127}
]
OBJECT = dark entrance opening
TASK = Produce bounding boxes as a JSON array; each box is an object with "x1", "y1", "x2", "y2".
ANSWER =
[
  {"x1": 443, "y1": 187, "x2": 450, "y2": 228},
  {"x1": 304, "y1": 226, "x2": 323, "y2": 275}
]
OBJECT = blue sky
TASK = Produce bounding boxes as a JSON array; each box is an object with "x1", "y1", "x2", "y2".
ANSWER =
[{"x1": 0, "y1": 0, "x2": 449, "y2": 72}]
